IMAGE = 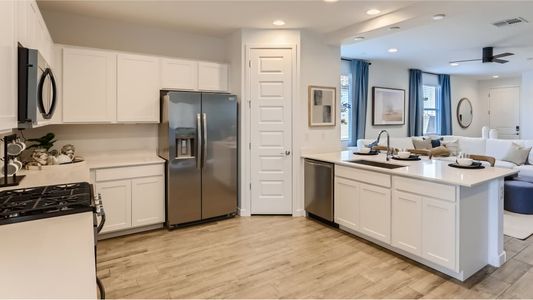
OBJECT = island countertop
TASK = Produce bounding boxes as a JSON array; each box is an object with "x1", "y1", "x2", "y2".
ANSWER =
[{"x1": 302, "y1": 151, "x2": 518, "y2": 187}]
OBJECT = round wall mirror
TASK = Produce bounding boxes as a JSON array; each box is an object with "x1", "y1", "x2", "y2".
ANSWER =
[{"x1": 457, "y1": 98, "x2": 473, "y2": 128}]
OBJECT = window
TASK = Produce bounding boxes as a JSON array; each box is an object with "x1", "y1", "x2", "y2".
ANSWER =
[
  {"x1": 340, "y1": 60, "x2": 352, "y2": 141},
  {"x1": 422, "y1": 73, "x2": 440, "y2": 135},
  {"x1": 423, "y1": 85, "x2": 438, "y2": 135}
]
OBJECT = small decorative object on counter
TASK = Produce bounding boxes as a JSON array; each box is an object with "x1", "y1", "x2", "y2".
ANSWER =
[
  {"x1": 56, "y1": 154, "x2": 72, "y2": 164},
  {"x1": 26, "y1": 133, "x2": 57, "y2": 152},
  {"x1": 61, "y1": 144, "x2": 76, "y2": 160},
  {"x1": 30, "y1": 148, "x2": 49, "y2": 166}
]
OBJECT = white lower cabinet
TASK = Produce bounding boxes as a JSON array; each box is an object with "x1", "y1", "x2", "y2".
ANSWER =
[
  {"x1": 334, "y1": 177, "x2": 360, "y2": 230},
  {"x1": 96, "y1": 180, "x2": 132, "y2": 233},
  {"x1": 422, "y1": 197, "x2": 456, "y2": 270},
  {"x1": 334, "y1": 175, "x2": 390, "y2": 243},
  {"x1": 131, "y1": 176, "x2": 165, "y2": 227},
  {"x1": 333, "y1": 168, "x2": 458, "y2": 272},
  {"x1": 93, "y1": 163, "x2": 165, "y2": 235},
  {"x1": 359, "y1": 183, "x2": 391, "y2": 243},
  {"x1": 392, "y1": 191, "x2": 422, "y2": 255}
]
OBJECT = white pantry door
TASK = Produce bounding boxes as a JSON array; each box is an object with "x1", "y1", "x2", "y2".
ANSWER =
[
  {"x1": 489, "y1": 87, "x2": 520, "y2": 139},
  {"x1": 250, "y1": 48, "x2": 293, "y2": 214}
]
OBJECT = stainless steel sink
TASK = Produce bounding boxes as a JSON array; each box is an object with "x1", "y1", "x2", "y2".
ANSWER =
[{"x1": 344, "y1": 159, "x2": 405, "y2": 169}]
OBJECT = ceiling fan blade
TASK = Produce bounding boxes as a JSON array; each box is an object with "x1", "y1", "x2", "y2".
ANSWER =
[
  {"x1": 492, "y1": 52, "x2": 514, "y2": 59},
  {"x1": 492, "y1": 58, "x2": 509, "y2": 64},
  {"x1": 449, "y1": 58, "x2": 482, "y2": 63}
]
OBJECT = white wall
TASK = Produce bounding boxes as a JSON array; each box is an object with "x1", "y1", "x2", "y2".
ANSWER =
[
  {"x1": 477, "y1": 76, "x2": 521, "y2": 136},
  {"x1": 365, "y1": 61, "x2": 409, "y2": 139},
  {"x1": 451, "y1": 76, "x2": 481, "y2": 137},
  {"x1": 17, "y1": 124, "x2": 158, "y2": 154},
  {"x1": 40, "y1": 10, "x2": 227, "y2": 62},
  {"x1": 300, "y1": 30, "x2": 342, "y2": 154},
  {"x1": 521, "y1": 71, "x2": 533, "y2": 139}
]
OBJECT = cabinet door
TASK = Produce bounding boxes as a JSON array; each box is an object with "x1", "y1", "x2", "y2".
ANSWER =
[
  {"x1": 392, "y1": 191, "x2": 422, "y2": 255},
  {"x1": 96, "y1": 180, "x2": 132, "y2": 233},
  {"x1": 117, "y1": 54, "x2": 160, "y2": 122},
  {"x1": 0, "y1": 0, "x2": 17, "y2": 132},
  {"x1": 198, "y1": 62, "x2": 228, "y2": 92},
  {"x1": 160, "y1": 58, "x2": 197, "y2": 90},
  {"x1": 334, "y1": 177, "x2": 359, "y2": 231},
  {"x1": 359, "y1": 183, "x2": 391, "y2": 243},
  {"x1": 131, "y1": 176, "x2": 165, "y2": 227},
  {"x1": 63, "y1": 47, "x2": 117, "y2": 123},
  {"x1": 422, "y1": 197, "x2": 456, "y2": 270}
]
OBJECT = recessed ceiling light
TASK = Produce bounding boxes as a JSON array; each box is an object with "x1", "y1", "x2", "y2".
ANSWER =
[
  {"x1": 389, "y1": 26, "x2": 401, "y2": 30},
  {"x1": 353, "y1": 36, "x2": 365, "y2": 41},
  {"x1": 433, "y1": 14, "x2": 446, "y2": 20},
  {"x1": 323, "y1": 0, "x2": 339, "y2": 2},
  {"x1": 493, "y1": 75, "x2": 500, "y2": 78},
  {"x1": 273, "y1": 20, "x2": 285, "y2": 26},
  {"x1": 388, "y1": 48, "x2": 398, "y2": 53},
  {"x1": 450, "y1": 62, "x2": 459, "y2": 66},
  {"x1": 366, "y1": 9, "x2": 381, "y2": 15}
]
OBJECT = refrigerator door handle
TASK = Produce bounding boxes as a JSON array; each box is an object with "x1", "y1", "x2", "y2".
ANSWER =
[
  {"x1": 196, "y1": 113, "x2": 202, "y2": 169},
  {"x1": 202, "y1": 113, "x2": 207, "y2": 168}
]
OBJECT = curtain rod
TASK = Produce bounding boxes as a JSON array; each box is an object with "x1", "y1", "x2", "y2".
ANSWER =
[{"x1": 341, "y1": 57, "x2": 372, "y2": 65}]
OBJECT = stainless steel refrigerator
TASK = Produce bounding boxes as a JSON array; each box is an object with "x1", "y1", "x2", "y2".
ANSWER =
[{"x1": 158, "y1": 91, "x2": 238, "y2": 227}]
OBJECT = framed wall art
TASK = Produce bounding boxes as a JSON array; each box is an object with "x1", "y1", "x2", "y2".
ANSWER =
[
  {"x1": 308, "y1": 86, "x2": 336, "y2": 127},
  {"x1": 372, "y1": 86, "x2": 405, "y2": 125}
]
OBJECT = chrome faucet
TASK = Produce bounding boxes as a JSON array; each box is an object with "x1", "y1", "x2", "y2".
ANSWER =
[{"x1": 375, "y1": 130, "x2": 391, "y2": 161}]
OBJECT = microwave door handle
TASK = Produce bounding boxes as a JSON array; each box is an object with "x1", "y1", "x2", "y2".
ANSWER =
[
  {"x1": 196, "y1": 113, "x2": 202, "y2": 169},
  {"x1": 37, "y1": 68, "x2": 57, "y2": 119},
  {"x1": 202, "y1": 113, "x2": 207, "y2": 168}
]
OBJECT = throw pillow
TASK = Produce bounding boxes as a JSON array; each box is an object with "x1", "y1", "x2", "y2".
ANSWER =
[
  {"x1": 412, "y1": 138, "x2": 432, "y2": 150},
  {"x1": 430, "y1": 146, "x2": 451, "y2": 157},
  {"x1": 502, "y1": 143, "x2": 532, "y2": 166},
  {"x1": 441, "y1": 139, "x2": 459, "y2": 156},
  {"x1": 424, "y1": 137, "x2": 443, "y2": 148}
]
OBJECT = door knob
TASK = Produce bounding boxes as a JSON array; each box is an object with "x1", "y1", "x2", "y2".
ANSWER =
[{"x1": 284, "y1": 150, "x2": 291, "y2": 156}]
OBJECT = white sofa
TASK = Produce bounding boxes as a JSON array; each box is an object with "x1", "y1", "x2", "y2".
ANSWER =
[{"x1": 356, "y1": 136, "x2": 533, "y2": 177}]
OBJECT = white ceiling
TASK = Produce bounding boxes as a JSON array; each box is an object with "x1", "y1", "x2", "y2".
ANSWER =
[
  {"x1": 37, "y1": 0, "x2": 533, "y2": 77},
  {"x1": 36, "y1": 0, "x2": 413, "y2": 36},
  {"x1": 340, "y1": 1, "x2": 533, "y2": 78}
]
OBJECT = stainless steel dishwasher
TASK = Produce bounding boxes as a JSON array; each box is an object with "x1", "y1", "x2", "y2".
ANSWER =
[{"x1": 304, "y1": 159, "x2": 334, "y2": 222}]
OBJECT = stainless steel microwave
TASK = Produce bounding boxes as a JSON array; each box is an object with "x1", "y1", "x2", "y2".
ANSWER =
[{"x1": 18, "y1": 46, "x2": 57, "y2": 128}]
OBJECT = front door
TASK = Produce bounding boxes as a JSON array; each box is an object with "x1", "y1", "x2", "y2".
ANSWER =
[
  {"x1": 249, "y1": 48, "x2": 293, "y2": 214},
  {"x1": 489, "y1": 87, "x2": 520, "y2": 139}
]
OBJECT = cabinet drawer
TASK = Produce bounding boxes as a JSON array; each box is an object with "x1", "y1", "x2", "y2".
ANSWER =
[
  {"x1": 393, "y1": 176, "x2": 456, "y2": 202},
  {"x1": 95, "y1": 164, "x2": 164, "y2": 182},
  {"x1": 336, "y1": 165, "x2": 391, "y2": 188}
]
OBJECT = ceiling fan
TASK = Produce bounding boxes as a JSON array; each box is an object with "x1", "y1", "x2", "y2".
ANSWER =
[{"x1": 450, "y1": 47, "x2": 514, "y2": 64}]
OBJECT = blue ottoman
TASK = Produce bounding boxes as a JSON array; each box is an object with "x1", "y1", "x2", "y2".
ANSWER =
[{"x1": 505, "y1": 178, "x2": 533, "y2": 214}]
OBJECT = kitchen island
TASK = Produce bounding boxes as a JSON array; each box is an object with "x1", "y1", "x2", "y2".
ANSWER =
[{"x1": 302, "y1": 151, "x2": 517, "y2": 281}]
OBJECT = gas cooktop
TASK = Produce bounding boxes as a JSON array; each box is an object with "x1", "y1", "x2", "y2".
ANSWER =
[{"x1": 0, "y1": 182, "x2": 94, "y2": 225}]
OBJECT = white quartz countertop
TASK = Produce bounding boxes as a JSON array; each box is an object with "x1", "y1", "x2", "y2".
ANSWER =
[
  {"x1": 302, "y1": 151, "x2": 518, "y2": 187},
  {"x1": 83, "y1": 151, "x2": 165, "y2": 169},
  {"x1": 0, "y1": 162, "x2": 90, "y2": 192}
]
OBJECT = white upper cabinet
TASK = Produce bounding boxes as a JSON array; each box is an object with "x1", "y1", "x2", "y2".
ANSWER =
[
  {"x1": 117, "y1": 54, "x2": 160, "y2": 123},
  {"x1": 62, "y1": 47, "x2": 117, "y2": 123},
  {"x1": 160, "y1": 58, "x2": 198, "y2": 90},
  {"x1": 198, "y1": 62, "x2": 228, "y2": 92},
  {"x1": 16, "y1": 0, "x2": 54, "y2": 65},
  {"x1": 0, "y1": 0, "x2": 17, "y2": 132}
]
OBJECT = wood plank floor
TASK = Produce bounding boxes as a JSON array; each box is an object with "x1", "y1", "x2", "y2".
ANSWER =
[{"x1": 97, "y1": 216, "x2": 533, "y2": 299}]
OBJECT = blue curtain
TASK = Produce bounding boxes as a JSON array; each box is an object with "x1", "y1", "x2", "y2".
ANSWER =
[
  {"x1": 438, "y1": 74, "x2": 452, "y2": 135},
  {"x1": 408, "y1": 69, "x2": 424, "y2": 136},
  {"x1": 350, "y1": 59, "x2": 369, "y2": 145}
]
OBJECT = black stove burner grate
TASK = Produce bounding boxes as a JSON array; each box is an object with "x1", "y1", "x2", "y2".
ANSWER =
[{"x1": 0, "y1": 182, "x2": 94, "y2": 223}]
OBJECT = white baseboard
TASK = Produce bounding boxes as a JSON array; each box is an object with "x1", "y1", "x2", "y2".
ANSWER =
[
  {"x1": 239, "y1": 208, "x2": 251, "y2": 217},
  {"x1": 293, "y1": 208, "x2": 306, "y2": 217}
]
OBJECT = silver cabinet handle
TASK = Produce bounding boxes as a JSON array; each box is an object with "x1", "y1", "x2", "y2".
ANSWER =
[
  {"x1": 196, "y1": 113, "x2": 201, "y2": 169},
  {"x1": 202, "y1": 113, "x2": 207, "y2": 168}
]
